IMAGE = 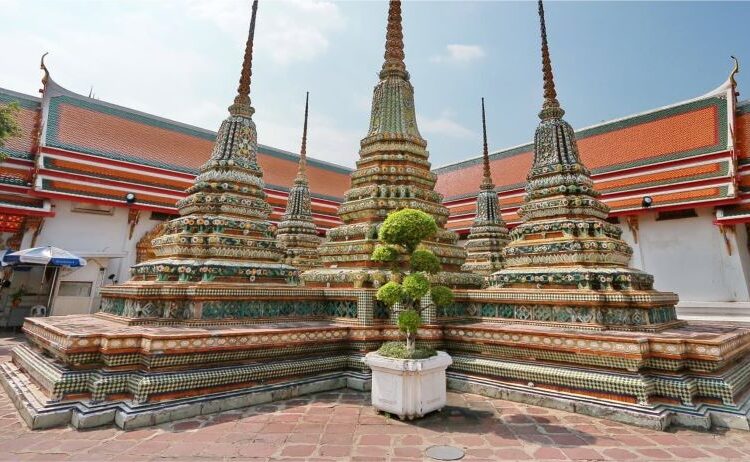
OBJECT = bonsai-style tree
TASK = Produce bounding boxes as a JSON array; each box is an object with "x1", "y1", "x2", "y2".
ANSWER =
[
  {"x1": 371, "y1": 208, "x2": 454, "y2": 357},
  {"x1": 0, "y1": 102, "x2": 21, "y2": 162}
]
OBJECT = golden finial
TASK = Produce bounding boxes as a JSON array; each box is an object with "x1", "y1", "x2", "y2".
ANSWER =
[
  {"x1": 538, "y1": 0, "x2": 564, "y2": 120},
  {"x1": 296, "y1": 92, "x2": 309, "y2": 183},
  {"x1": 480, "y1": 97, "x2": 494, "y2": 190},
  {"x1": 40, "y1": 52, "x2": 50, "y2": 90},
  {"x1": 729, "y1": 55, "x2": 740, "y2": 90},
  {"x1": 229, "y1": 0, "x2": 259, "y2": 117},
  {"x1": 380, "y1": 0, "x2": 407, "y2": 78}
]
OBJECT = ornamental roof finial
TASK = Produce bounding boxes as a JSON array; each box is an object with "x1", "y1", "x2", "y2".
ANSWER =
[
  {"x1": 480, "y1": 97, "x2": 494, "y2": 190},
  {"x1": 538, "y1": 0, "x2": 564, "y2": 120},
  {"x1": 229, "y1": 0, "x2": 259, "y2": 117},
  {"x1": 729, "y1": 55, "x2": 740, "y2": 90},
  {"x1": 296, "y1": 92, "x2": 309, "y2": 184},
  {"x1": 40, "y1": 52, "x2": 50, "y2": 90},
  {"x1": 380, "y1": 0, "x2": 407, "y2": 78}
]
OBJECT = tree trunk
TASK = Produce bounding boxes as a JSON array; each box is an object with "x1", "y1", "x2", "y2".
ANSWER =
[{"x1": 406, "y1": 331, "x2": 416, "y2": 354}]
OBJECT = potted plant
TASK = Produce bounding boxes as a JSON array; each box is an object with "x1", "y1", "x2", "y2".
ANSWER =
[
  {"x1": 364, "y1": 209, "x2": 454, "y2": 420},
  {"x1": 10, "y1": 286, "x2": 27, "y2": 308}
]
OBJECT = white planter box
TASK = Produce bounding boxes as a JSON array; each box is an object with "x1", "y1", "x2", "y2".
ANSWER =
[{"x1": 364, "y1": 351, "x2": 452, "y2": 420}]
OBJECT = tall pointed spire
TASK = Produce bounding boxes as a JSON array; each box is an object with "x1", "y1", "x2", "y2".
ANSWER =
[
  {"x1": 480, "y1": 97, "x2": 494, "y2": 190},
  {"x1": 131, "y1": 0, "x2": 297, "y2": 287},
  {"x1": 276, "y1": 92, "x2": 321, "y2": 271},
  {"x1": 462, "y1": 99, "x2": 509, "y2": 276},
  {"x1": 295, "y1": 91, "x2": 309, "y2": 184},
  {"x1": 538, "y1": 0, "x2": 564, "y2": 120},
  {"x1": 381, "y1": 0, "x2": 407, "y2": 78},
  {"x1": 229, "y1": 0, "x2": 259, "y2": 117},
  {"x1": 302, "y1": 0, "x2": 482, "y2": 289}
]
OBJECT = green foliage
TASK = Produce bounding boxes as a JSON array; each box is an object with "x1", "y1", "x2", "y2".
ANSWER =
[
  {"x1": 410, "y1": 249, "x2": 440, "y2": 274},
  {"x1": 430, "y1": 285, "x2": 454, "y2": 306},
  {"x1": 378, "y1": 209, "x2": 437, "y2": 252},
  {"x1": 397, "y1": 309, "x2": 422, "y2": 334},
  {"x1": 371, "y1": 244, "x2": 399, "y2": 263},
  {"x1": 402, "y1": 273, "x2": 429, "y2": 300},
  {"x1": 372, "y1": 209, "x2": 455, "y2": 353},
  {"x1": 376, "y1": 281, "x2": 404, "y2": 306},
  {"x1": 0, "y1": 102, "x2": 21, "y2": 161},
  {"x1": 377, "y1": 341, "x2": 436, "y2": 359}
]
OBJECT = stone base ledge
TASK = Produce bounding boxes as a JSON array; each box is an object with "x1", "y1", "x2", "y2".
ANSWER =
[
  {"x1": 0, "y1": 359, "x2": 365, "y2": 430},
  {"x1": 447, "y1": 372, "x2": 750, "y2": 432}
]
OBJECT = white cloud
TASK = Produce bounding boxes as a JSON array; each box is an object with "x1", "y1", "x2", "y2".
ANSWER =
[
  {"x1": 186, "y1": 0, "x2": 345, "y2": 65},
  {"x1": 418, "y1": 110, "x2": 475, "y2": 139},
  {"x1": 431, "y1": 44, "x2": 485, "y2": 64}
]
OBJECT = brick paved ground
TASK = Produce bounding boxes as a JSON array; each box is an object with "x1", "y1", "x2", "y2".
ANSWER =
[{"x1": 1, "y1": 333, "x2": 750, "y2": 461}]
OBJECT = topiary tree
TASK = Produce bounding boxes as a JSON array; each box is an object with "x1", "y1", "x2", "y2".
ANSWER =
[
  {"x1": 0, "y1": 102, "x2": 21, "y2": 162},
  {"x1": 372, "y1": 208, "x2": 454, "y2": 356}
]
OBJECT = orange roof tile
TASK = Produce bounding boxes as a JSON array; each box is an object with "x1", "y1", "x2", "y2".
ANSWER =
[{"x1": 436, "y1": 97, "x2": 727, "y2": 201}]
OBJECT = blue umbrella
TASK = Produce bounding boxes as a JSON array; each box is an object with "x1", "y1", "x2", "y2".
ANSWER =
[
  {"x1": 3, "y1": 246, "x2": 87, "y2": 267},
  {"x1": 2, "y1": 247, "x2": 87, "y2": 316}
]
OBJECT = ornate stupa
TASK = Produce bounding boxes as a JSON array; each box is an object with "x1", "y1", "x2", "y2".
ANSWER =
[
  {"x1": 460, "y1": 98, "x2": 510, "y2": 275},
  {"x1": 303, "y1": 0, "x2": 482, "y2": 289},
  {"x1": 488, "y1": 0, "x2": 680, "y2": 328},
  {"x1": 131, "y1": 0, "x2": 296, "y2": 285},
  {"x1": 276, "y1": 92, "x2": 322, "y2": 271}
]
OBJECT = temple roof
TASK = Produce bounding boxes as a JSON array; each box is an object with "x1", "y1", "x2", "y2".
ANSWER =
[
  {"x1": 35, "y1": 78, "x2": 352, "y2": 198},
  {"x1": 436, "y1": 89, "x2": 731, "y2": 199},
  {"x1": 0, "y1": 59, "x2": 746, "y2": 227}
]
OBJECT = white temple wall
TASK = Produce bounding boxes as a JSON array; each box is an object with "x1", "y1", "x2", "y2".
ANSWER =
[
  {"x1": 617, "y1": 207, "x2": 750, "y2": 303},
  {"x1": 20, "y1": 199, "x2": 165, "y2": 314}
]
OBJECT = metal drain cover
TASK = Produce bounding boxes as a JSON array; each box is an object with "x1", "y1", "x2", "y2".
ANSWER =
[{"x1": 425, "y1": 445, "x2": 465, "y2": 461}]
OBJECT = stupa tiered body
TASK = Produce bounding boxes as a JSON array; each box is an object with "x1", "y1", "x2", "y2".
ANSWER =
[
  {"x1": 302, "y1": 1, "x2": 482, "y2": 290},
  {"x1": 127, "y1": 0, "x2": 295, "y2": 293},
  {"x1": 484, "y1": 1, "x2": 680, "y2": 330},
  {"x1": 460, "y1": 99, "x2": 510, "y2": 276},
  {"x1": 2, "y1": 0, "x2": 750, "y2": 433},
  {"x1": 275, "y1": 93, "x2": 322, "y2": 271}
]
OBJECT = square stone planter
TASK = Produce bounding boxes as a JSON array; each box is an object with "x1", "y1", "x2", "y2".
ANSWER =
[{"x1": 364, "y1": 350, "x2": 452, "y2": 420}]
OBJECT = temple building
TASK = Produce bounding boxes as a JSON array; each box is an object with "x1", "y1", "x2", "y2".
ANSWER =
[
  {"x1": 0, "y1": 4, "x2": 748, "y2": 319},
  {"x1": 2, "y1": 0, "x2": 750, "y2": 433}
]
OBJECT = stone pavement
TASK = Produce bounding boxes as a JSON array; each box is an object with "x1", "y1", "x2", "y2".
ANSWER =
[{"x1": 1, "y1": 333, "x2": 750, "y2": 461}]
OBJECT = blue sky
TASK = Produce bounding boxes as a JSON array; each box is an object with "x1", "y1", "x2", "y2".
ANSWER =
[{"x1": 0, "y1": 1, "x2": 747, "y2": 168}]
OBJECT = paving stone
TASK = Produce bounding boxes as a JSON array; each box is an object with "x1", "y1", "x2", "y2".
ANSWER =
[
  {"x1": 495, "y1": 448, "x2": 533, "y2": 460},
  {"x1": 281, "y1": 444, "x2": 317, "y2": 457},
  {"x1": 562, "y1": 447, "x2": 604, "y2": 460},
  {"x1": 532, "y1": 447, "x2": 568, "y2": 460},
  {"x1": 668, "y1": 446, "x2": 709, "y2": 459},
  {"x1": 318, "y1": 444, "x2": 352, "y2": 457},
  {"x1": 601, "y1": 448, "x2": 639, "y2": 460},
  {"x1": 358, "y1": 434, "x2": 391, "y2": 445}
]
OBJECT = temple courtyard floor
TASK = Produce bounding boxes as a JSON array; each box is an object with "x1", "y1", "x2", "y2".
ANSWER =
[{"x1": 1, "y1": 334, "x2": 750, "y2": 461}]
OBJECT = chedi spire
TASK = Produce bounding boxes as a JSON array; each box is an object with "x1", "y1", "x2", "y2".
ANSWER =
[
  {"x1": 296, "y1": 91, "x2": 309, "y2": 183},
  {"x1": 381, "y1": 0, "x2": 407, "y2": 78},
  {"x1": 488, "y1": 1, "x2": 680, "y2": 331},
  {"x1": 461, "y1": 98, "x2": 509, "y2": 276},
  {"x1": 301, "y1": 0, "x2": 482, "y2": 290},
  {"x1": 538, "y1": 0, "x2": 564, "y2": 120},
  {"x1": 130, "y1": 0, "x2": 297, "y2": 288},
  {"x1": 276, "y1": 92, "x2": 321, "y2": 271},
  {"x1": 229, "y1": 0, "x2": 259, "y2": 117},
  {"x1": 480, "y1": 97, "x2": 494, "y2": 190}
]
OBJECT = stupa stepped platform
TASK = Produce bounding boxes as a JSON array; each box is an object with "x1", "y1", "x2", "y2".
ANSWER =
[{"x1": 3, "y1": 310, "x2": 750, "y2": 431}]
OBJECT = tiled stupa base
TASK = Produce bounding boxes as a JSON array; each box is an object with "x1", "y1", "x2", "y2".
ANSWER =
[{"x1": 2, "y1": 304, "x2": 749, "y2": 431}]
